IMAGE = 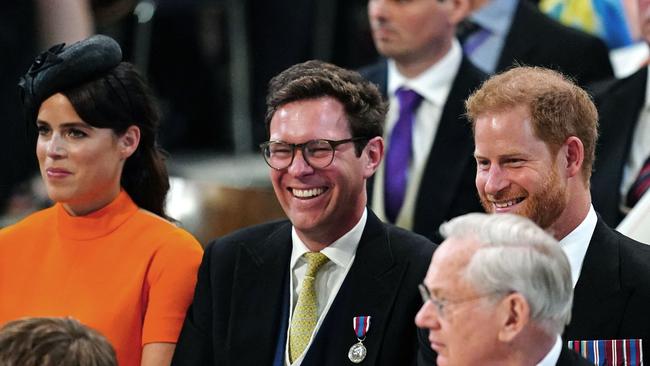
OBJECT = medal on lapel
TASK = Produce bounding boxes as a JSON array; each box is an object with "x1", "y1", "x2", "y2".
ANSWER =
[{"x1": 348, "y1": 316, "x2": 371, "y2": 363}]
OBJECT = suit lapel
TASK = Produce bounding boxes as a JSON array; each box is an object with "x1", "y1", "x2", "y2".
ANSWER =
[
  {"x1": 413, "y1": 58, "x2": 480, "y2": 238},
  {"x1": 303, "y1": 212, "x2": 407, "y2": 365},
  {"x1": 557, "y1": 345, "x2": 591, "y2": 366},
  {"x1": 229, "y1": 223, "x2": 293, "y2": 365},
  {"x1": 564, "y1": 219, "x2": 633, "y2": 340},
  {"x1": 497, "y1": 0, "x2": 536, "y2": 71},
  {"x1": 556, "y1": 346, "x2": 572, "y2": 366}
]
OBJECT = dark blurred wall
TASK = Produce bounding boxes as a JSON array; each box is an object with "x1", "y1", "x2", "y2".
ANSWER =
[
  {"x1": 0, "y1": 4, "x2": 39, "y2": 210},
  {"x1": 248, "y1": 0, "x2": 378, "y2": 147}
]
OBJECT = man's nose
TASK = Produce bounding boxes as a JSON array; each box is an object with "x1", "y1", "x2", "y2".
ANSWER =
[
  {"x1": 415, "y1": 299, "x2": 441, "y2": 331},
  {"x1": 287, "y1": 148, "x2": 315, "y2": 176},
  {"x1": 483, "y1": 166, "x2": 510, "y2": 195}
]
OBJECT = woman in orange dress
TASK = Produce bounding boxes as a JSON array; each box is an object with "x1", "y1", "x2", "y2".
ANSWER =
[{"x1": 0, "y1": 35, "x2": 203, "y2": 366}]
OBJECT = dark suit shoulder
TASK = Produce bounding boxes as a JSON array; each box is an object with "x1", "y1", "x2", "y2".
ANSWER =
[
  {"x1": 204, "y1": 219, "x2": 291, "y2": 261},
  {"x1": 384, "y1": 222, "x2": 438, "y2": 257},
  {"x1": 589, "y1": 74, "x2": 625, "y2": 98},
  {"x1": 458, "y1": 56, "x2": 487, "y2": 85},
  {"x1": 358, "y1": 60, "x2": 386, "y2": 79},
  {"x1": 518, "y1": 0, "x2": 606, "y2": 48},
  {"x1": 611, "y1": 227, "x2": 650, "y2": 288},
  {"x1": 207, "y1": 219, "x2": 289, "y2": 246},
  {"x1": 589, "y1": 219, "x2": 650, "y2": 297},
  {"x1": 557, "y1": 345, "x2": 593, "y2": 366},
  {"x1": 358, "y1": 59, "x2": 388, "y2": 97},
  {"x1": 450, "y1": 57, "x2": 487, "y2": 102},
  {"x1": 504, "y1": 0, "x2": 613, "y2": 84},
  {"x1": 590, "y1": 67, "x2": 647, "y2": 102}
]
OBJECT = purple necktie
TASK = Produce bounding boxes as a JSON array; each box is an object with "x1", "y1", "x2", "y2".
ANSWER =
[
  {"x1": 626, "y1": 155, "x2": 650, "y2": 207},
  {"x1": 463, "y1": 27, "x2": 491, "y2": 55},
  {"x1": 457, "y1": 20, "x2": 491, "y2": 55},
  {"x1": 384, "y1": 87, "x2": 423, "y2": 223}
]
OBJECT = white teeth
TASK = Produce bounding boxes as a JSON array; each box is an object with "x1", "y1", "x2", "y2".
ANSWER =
[
  {"x1": 292, "y1": 188, "x2": 325, "y2": 198},
  {"x1": 494, "y1": 199, "x2": 520, "y2": 208}
]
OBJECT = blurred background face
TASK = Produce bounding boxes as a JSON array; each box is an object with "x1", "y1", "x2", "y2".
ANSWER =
[
  {"x1": 367, "y1": 0, "x2": 456, "y2": 65},
  {"x1": 415, "y1": 237, "x2": 501, "y2": 366},
  {"x1": 640, "y1": 0, "x2": 650, "y2": 43},
  {"x1": 268, "y1": 97, "x2": 369, "y2": 242},
  {"x1": 473, "y1": 106, "x2": 568, "y2": 230},
  {"x1": 36, "y1": 93, "x2": 126, "y2": 215}
]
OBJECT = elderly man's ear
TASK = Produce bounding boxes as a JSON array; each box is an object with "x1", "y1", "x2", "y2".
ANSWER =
[{"x1": 497, "y1": 293, "x2": 531, "y2": 342}]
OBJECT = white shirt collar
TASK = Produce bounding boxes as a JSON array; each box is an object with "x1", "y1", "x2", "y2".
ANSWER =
[
  {"x1": 536, "y1": 336, "x2": 563, "y2": 366},
  {"x1": 559, "y1": 205, "x2": 598, "y2": 287},
  {"x1": 386, "y1": 38, "x2": 462, "y2": 107},
  {"x1": 290, "y1": 208, "x2": 367, "y2": 269},
  {"x1": 471, "y1": 0, "x2": 518, "y2": 37}
]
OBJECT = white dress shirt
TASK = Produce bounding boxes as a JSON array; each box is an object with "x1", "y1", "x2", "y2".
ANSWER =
[
  {"x1": 619, "y1": 65, "x2": 650, "y2": 211},
  {"x1": 536, "y1": 336, "x2": 563, "y2": 366},
  {"x1": 559, "y1": 205, "x2": 598, "y2": 288},
  {"x1": 618, "y1": 186, "x2": 650, "y2": 244},
  {"x1": 466, "y1": 0, "x2": 518, "y2": 73},
  {"x1": 284, "y1": 209, "x2": 367, "y2": 365},
  {"x1": 372, "y1": 39, "x2": 462, "y2": 230}
]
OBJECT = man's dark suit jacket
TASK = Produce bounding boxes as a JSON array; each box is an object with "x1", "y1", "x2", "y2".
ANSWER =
[
  {"x1": 557, "y1": 345, "x2": 594, "y2": 366},
  {"x1": 590, "y1": 67, "x2": 647, "y2": 227},
  {"x1": 493, "y1": 0, "x2": 613, "y2": 87},
  {"x1": 418, "y1": 217, "x2": 650, "y2": 365},
  {"x1": 171, "y1": 210, "x2": 436, "y2": 366},
  {"x1": 359, "y1": 57, "x2": 485, "y2": 243},
  {"x1": 563, "y1": 217, "x2": 650, "y2": 362}
]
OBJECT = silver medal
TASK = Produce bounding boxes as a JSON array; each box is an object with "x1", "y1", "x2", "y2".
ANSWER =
[{"x1": 348, "y1": 341, "x2": 367, "y2": 363}]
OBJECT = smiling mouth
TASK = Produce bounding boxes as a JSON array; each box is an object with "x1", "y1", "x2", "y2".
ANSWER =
[
  {"x1": 492, "y1": 197, "x2": 525, "y2": 208},
  {"x1": 291, "y1": 187, "x2": 327, "y2": 199}
]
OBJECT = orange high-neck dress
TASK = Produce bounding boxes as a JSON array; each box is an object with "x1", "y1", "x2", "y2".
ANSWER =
[{"x1": 0, "y1": 191, "x2": 203, "y2": 366}]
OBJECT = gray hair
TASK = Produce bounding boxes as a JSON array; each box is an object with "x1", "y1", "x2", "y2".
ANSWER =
[{"x1": 440, "y1": 213, "x2": 573, "y2": 335}]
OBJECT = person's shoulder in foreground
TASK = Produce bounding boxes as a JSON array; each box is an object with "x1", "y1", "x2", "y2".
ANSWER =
[{"x1": 0, "y1": 316, "x2": 117, "y2": 366}]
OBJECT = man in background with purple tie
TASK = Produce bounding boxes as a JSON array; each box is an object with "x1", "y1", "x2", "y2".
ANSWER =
[
  {"x1": 360, "y1": 0, "x2": 486, "y2": 243},
  {"x1": 466, "y1": 66, "x2": 650, "y2": 365},
  {"x1": 457, "y1": 0, "x2": 613, "y2": 88}
]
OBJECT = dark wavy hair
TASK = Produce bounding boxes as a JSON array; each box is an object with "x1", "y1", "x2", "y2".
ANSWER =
[
  {"x1": 62, "y1": 62, "x2": 170, "y2": 218},
  {"x1": 265, "y1": 60, "x2": 386, "y2": 156}
]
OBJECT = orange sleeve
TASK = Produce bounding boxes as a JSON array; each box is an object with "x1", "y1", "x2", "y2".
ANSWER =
[{"x1": 141, "y1": 227, "x2": 203, "y2": 345}]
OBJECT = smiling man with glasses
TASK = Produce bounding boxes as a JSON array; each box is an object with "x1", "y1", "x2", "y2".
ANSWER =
[
  {"x1": 173, "y1": 60, "x2": 436, "y2": 366},
  {"x1": 416, "y1": 213, "x2": 591, "y2": 366}
]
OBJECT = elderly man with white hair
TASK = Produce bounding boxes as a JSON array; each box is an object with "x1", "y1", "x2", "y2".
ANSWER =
[{"x1": 416, "y1": 213, "x2": 591, "y2": 366}]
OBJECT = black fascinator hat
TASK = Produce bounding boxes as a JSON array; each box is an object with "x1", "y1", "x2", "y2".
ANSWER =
[{"x1": 18, "y1": 34, "x2": 122, "y2": 124}]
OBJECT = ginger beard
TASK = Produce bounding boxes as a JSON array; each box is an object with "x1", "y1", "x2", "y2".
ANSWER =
[{"x1": 480, "y1": 161, "x2": 568, "y2": 231}]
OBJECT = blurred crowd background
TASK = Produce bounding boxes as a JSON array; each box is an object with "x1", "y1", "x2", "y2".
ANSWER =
[{"x1": 0, "y1": 0, "x2": 646, "y2": 244}]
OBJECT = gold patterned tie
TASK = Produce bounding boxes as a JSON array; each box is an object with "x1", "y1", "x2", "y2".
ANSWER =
[{"x1": 289, "y1": 252, "x2": 330, "y2": 363}]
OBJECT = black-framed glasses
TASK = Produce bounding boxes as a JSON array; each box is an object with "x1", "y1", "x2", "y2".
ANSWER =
[
  {"x1": 259, "y1": 137, "x2": 368, "y2": 170},
  {"x1": 418, "y1": 283, "x2": 500, "y2": 319}
]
